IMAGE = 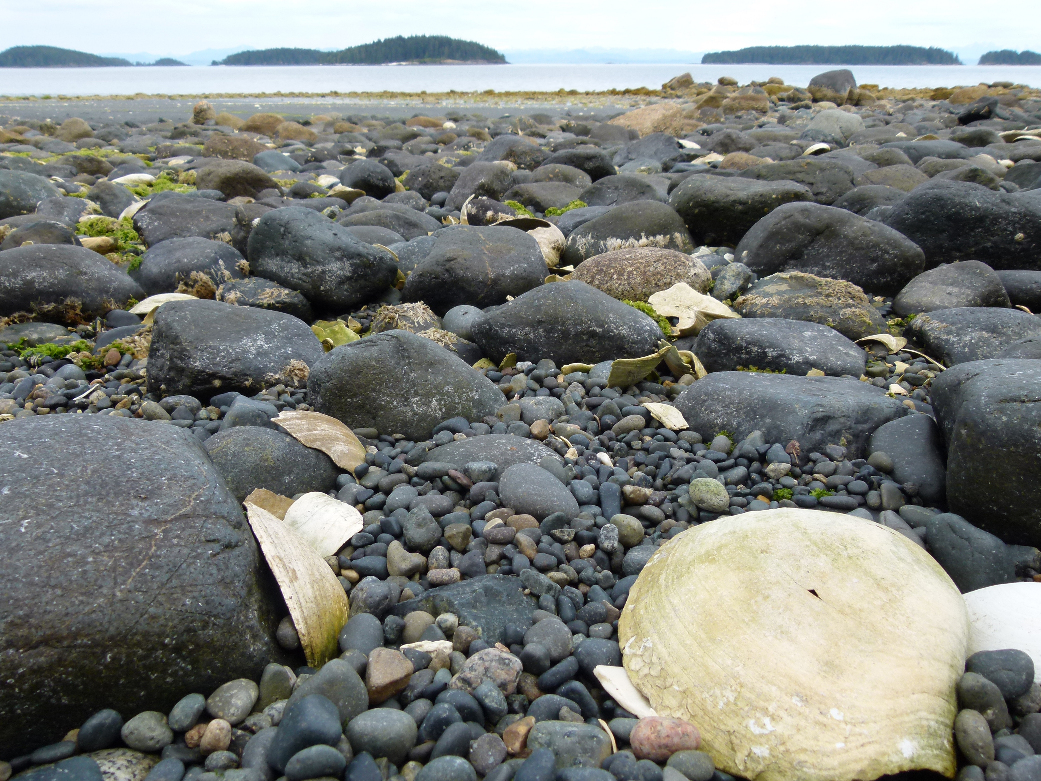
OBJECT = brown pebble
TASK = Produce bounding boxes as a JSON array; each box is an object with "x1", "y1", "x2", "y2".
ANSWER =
[
  {"x1": 427, "y1": 568, "x2": 461, "y2": 586},
  {"x1": 507, "y1": 514, "x2": 538, "y2": 530},
  {"x1": 515, "y1": 533, "x2": 538, "y2": 560},
  {"x1": 453, "y1": 625, "x2": 480, "y2": 653},
  {"x1": 0, "y1": 760, "x2": 12, "y2": 781},
  {"x1": 517, "y1": 672, "x2": 543, "y2": 701},
  {"x1": 184, "y1": 721, "x2": 208, "y2": 748},
  {"x1": 366, "y1": 647, "x2": 414, "y2": 704},
  {"x1": 530, "y1": 420, "x2": 550, "y2": 440},
  {"x1": 503, "y1": 715, "x2": 536, "y2": 755},
  {"x1": 199, "y1": 718, "x2": 232, "y2": 755},
  {"x1": 630, "y1": 716, "x2": 701, "y2": 761},
  {"x1": 104, "y1": 348, "x2": 121, "y2": 367}
]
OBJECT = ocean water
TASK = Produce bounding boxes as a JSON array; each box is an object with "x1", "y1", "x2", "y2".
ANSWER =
[{"x1": 0, "y1": 63, "x2": 1040, "y2": 97}]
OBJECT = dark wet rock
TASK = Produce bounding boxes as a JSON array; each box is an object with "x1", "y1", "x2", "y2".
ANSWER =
[
  {"x1": 735, "y1": 202, "x2": 925, "y2": 295},
  {"x1": 0, "y1": 220, "x2": 80, "y2": 251},
  {"x1": 504, "y1": 182, "x2": 585, "y2": 213},
  {"x1": 217, "y1": 277, "x2": 315, "y2": 321},
  {"x1": 391, "y1": 575, "x2": 537, "y2": 644},
  {"x1": 196, "y1": 161, "x2": 278, "y2": 200},
  {"x1": 204, "y1": 426, "x2": 339, "y2": 502},
  {"x1": 308, "y1": 329, "x2": 506, "y2": 440},
  {"x1": 807, "y1": 69, "x2": 857, "y2": 104},
  {"x1": 337, "y1": 208, "x2": 441, "y2": 242},
  {"x1": 0, "y1": 169, "x2": 61, "y2": 219},
  {"x1": 133, "y1": 195, "x2": 238, "y2": 246},
  {"x1": 561, "y1": 201, "x2": 693, "y2": 267},
  {"x1": 339, "y1": 160, "x2": 396, "y2": 199},
  {"x1": 693, "y1": 318, "x2": 866, "y2": 377},
  {"x1": 733, "y1": 271, "x2": 888, "y2": 340},
  {"x1": 881, "y1": 181, "x2": 1041, "y2": 270},
  {"x1": 146, "y1": 298, "x2": 323, "y2": 400},
  {"x1": 540, "y1": 149, "x2": 616, "y2": 182},
  {"x1": 577, "y1": 175, "x2": 664, "y2": 208},
  {"x1": 0, "y1": 415, "x2": 282, "y2": 758},
  {"x1": 738, "y1": 158, "x2": 857, "y2": 205},
  {"x1": 247, "y1": 207, "x2": 398, "y2": 312},
  {"x1": 998, "y1": 270, "x2": 1041, "y2": 311},
  {"x1": 892, "y1": 261, "x2": 1010, "y2": 316},
  {"x1": 470, "y1": 280, "x2": 663, "y2": 365},
  {"x1": 869, "y1": 414, "x2": 947, "y2": 506},
  {"x1": 403, "y1": 165, "x2": 461, "y2": 201},
  {"x1": 446, "y1": 162, "x2": 514, "y2": 211},
  {"x1": 908, "y1": 307, "x2": 1041, "y2": 365},
  {"x1": 670, "y1": 175, "x2": 813, "y2": 246},
  {"x1": 926, "y1": 513, "x2": 1016, "y2": 593},
  {"x1": 0, "y1": 244, "x2": 143, "y2": 322},
  {"x1": 674, "y1": 372, "x2": 909, "y2": 458},
  {"x1": 402, "y1": 226, "x2": 547, "y2": 316},
  {"x1": 422, "y1": 434, "x2": 562, "y2": 473},
  {"x1": 832, "y1": 185, "x2": 907, "y2": 216},
  {"x1": 932, "y1": 359, "x2": 1041, "y2": 547},
  {"x1": 132, "y1": 237, "x2": 245, "y2": 296}
]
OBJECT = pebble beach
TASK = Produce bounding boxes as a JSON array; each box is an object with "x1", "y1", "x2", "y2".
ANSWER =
[{"x1": 1, "y1": 68, "x2": 1040, "y2": 781}]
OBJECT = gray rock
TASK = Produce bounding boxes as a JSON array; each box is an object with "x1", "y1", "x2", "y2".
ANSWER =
[
  {"x1": 998, "y1": 270, "x2": 1041, "y2": 312},
  {"x1": 674, "y1": 372, "x2": 909, "y2": 459},
  {"x1": 253, "y1": 150, "x2": 301, "y2": 173},
  {"x1": 146, "y1": 299, "x2": 322, "y2": 400},
  {"x1": 0, "y1": 169, "x2": 62, "y2": 218},
  {"x1": 893, "y1": 261, "x2": 1011, "y2": 317},
  {"x1": 195, "y1": 161, "x2": 277, "y2": 200},
  {"x1": 446, "y1": 162, "x2": 513, "y2": 211},
  {"x1": 733, "y1": 271, "x2": 888, "y2": 340},
  {"x1": 403, "y1": 506, "x2": 443, "y2": 553},
  {"x1": 807, "y1": 69, "x2": 857, "y2": 104},
  {"x1": 422, "y1": 435, "x2": 562, "y2": 473},
  {"x1": 925, "y1": 514, "x2": 1016, "y2": 593},
  {"x1": 470, "y1": 281, "x2": 663, "y2": 366},
  {"x1": 169, "y1": 693, "x2": 207, "y2": 733},
  {"x1": 499, "y1": 464, "x2": 580, "y2": 521},
  {"x1": 247, "y1": 207, "x2": 397, "y2": 312},
  {"x1": 525, "y1": 722, "x2": 612, "y2": 768},
  {"x1": 345, "y1": 708, "x2": 418, "y2": 766},
  {"x1": 688, "y1": 478, "x2": 730, "y2": 513},
  {"x1": 414, "y1": 756, "x2": 477, "y2": 781},
  {"x1": 218, "y1": 395, "x2": 278, "y2": 432},
  {"x1": 517, "y1": 397, "x2": 565, "y2": 425},
  {"x1": 391, "y1": 575, "x2": 537, "y2": 644},
  {"x1": 832, "y1": 185, "x2": 907, "y2": 216},
  {"x1": 738, "y1": 158, "x2": 857, "y2": 205},
  {"x1": 0, "y1": 416, "x2": 282, "y2": 757},
  {"x1": 339, "y1": 614, "x2": 384, "y2": 656},
  {"x1": 206, "y1": 679, "x2": 259, "y2": 726},
  {"x1": 340, "y1": 159, "x2": 396, "y2": 199},
  {"x1": 285, "y1": 659, "x2": 368, "y2": 725},
  {"x1": 957, "y1": 672, "x2": 1012, "y2": 732},
  {"x1": 132, "y1": 237, "x2": 246, "y2": 296},
  {"x1": 868, "y1": 415, "x2": 947, "y2": 506},
  {"x1": 954, "y1": 709, "x2": 994, "y2": 767},
  {"x1": 308, "y1": 330, "x2": 506, "y2": 441},
  {"x1": 693, "y1": 317, "x2": 866, "y2": 377},
  {"x1": 120, "y1": 712, "x2": 174, "y2": 752},
  {"x1": 561, "y1": 201, "x2": 693, "y2": 267},
  {"x1": 967, "y1": 650, "x2": 1036, "y2": 700},
  {"x1": 908, "y1": 308, "x2": 1041, "y2": 365},
  {"x1": 402, "y1": 226, "x2": 547, "y2": 316},
  {"x1": 0, "y1": 244, "x2": 143, "y2": 322},
  {"x1": 566, "y1": 247, "x2": 711, "y2": 301},
  {"x1": 670, "y1": 175, "x2": 813, "y2": 246},
  {"x1": 523, "y1": 618, "x2": 573, "y2": 663},
  {"x1": 666, "y1": 751, "x2": 715, "y2": 781},
  {"x1": 734, "y1": 202, "x2": 925, "y2": 296},
  {"x1": 403, "y1": 165, "x2": 461, "y2": 201},
  {"x1": 203, "y1": 426, "x2": 338, "y2": 502},
  {"x1": 133, "y1": 194, "x2": 238, "y2": 246},
  {"x1": 337, "y1": 208, "x2": 441, "y2": 242}
]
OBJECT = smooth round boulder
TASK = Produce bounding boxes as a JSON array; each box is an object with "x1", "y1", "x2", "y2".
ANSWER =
[
  {"x1": 204, "y1": 426, "x2": 338, "y2": 502},
  {"x1": 132, "y1": 237, "x2": 246, "y2": 296},
  {"x1": 907, "y1": 307, "x2": 1041, "y2": 365},
  {"x1": 402, "y1": 225, "x2": 547, "y2": 315},
  {"x1": 0, "y1": 415, "x2": 283, "y2": 758},
  {"x1": 562, "y1": 201, "x2": 694, "y2": 267},
  {"x1": 337, "y1": 208, "x2": 441, "y2": 242},
  {"x1": 997, "y1": 270, "x2": 1041, "y2": 311},
  {"x1": 470, "y1": 280, "x2": 663, "y2": 365},
  {"x1": 146, "y1": 299, "x2": 323, "y2": 400},
  {"x1": 0, "y1": 243, "x2": 143, "y2": 322},
  {"x1": 247, "y1": 206, "x2": 398, "y2": 312},
  {"x1": 0, "y1": 169, "x2": 61, "y2": 218},
  {"x1": 195, "y1": 161, "x2": 278, "y2": 200},
  {"x1": 0, "y1": 220, "x2": 79, "y2": 251},
  {"x1": 133, "y1": 194, "x2": 238, "y2": 246},
  {"x1": 307, "y1": 329, "x2": 506, "y2": 441},
  {"x1": 340, "y1": 159, "x2": 396, "y2": 199},
  {"x1": 217, "y1": 277, "x2": 314, "y2": 322},
  {"x1": 567, "y1": 247, "x2": 711, "y2": 301},
  {"x1": 893, "y1": 261, "x2": 1010, "y2": 316},
  {"x1": 499, "y1": 463, "x2": 580, "y2": 521},
  {"x1": 578, "y1": 175, "x2": 665, "y2": 208},
  {"x1": 345, "y1": 708, "x2": 418, "y2": 766},
  {"x1": 620, "y1": 510, "x2": 968, "y2": 781}
]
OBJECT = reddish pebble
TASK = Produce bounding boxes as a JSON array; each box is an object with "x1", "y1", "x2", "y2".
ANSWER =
[{"x1": 630, "y1": 716, "x2": 701, "y2": 761}]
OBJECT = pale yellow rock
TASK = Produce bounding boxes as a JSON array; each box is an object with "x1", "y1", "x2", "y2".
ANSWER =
[{"x1": 619, "y1": 509, "x2": 967, "y2": 781}]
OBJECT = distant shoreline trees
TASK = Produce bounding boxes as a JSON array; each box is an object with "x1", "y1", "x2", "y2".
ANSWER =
[
  {"x1": 217, "y1": 36, "x2": 508, "y2": 66},
  {"x1": 701, "y1": 45, "x2": 962, "y2": 65},
  {"x1": 0, "y1": 46, "x2": 132, "y2": 68},
  {"x1": 978, "y1": 50, "x2": 1041, "y2": 65}
]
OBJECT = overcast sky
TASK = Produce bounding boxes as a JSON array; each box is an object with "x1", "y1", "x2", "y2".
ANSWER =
[{"x1": 5, "y1": 0, "x2": 1039, "y2": 59}]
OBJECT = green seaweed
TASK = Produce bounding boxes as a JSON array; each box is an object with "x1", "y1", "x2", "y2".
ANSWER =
[
  {"x1": 504, "y1": 200, "x2": 534, "y2": 218},
  {"x1": 773, "y1": 488, "x2": 793, "y2": 501},
  {"x1": 14, "y1": 339, "x2": 93, "y2": 360},
  {"x1": 622, "y1": 300, "x2": 670, "y2": 336},
  {"x1": 810, "y1": 488, "x2": 835, "y2": 500},
  {"x1": 545, "y1": 200, "x2": 587, "y2": 217}
]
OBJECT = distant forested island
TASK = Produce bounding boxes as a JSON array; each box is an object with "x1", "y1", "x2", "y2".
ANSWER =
[
  {"x1": 216, "y1": 35, "x2": 507, "y2": 65},
  {"x1": 701, "y1": 45, "x2": 962, "y2": 65},
  {"x1": 0, "y1": 46, "x2": 187, "y2": 67},
  {"x1": 978, "y1": 50, "x2": 1041, "y2": 65}
]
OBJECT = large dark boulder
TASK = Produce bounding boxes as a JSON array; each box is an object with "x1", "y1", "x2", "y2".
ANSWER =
[
  {"x1": 402, "y1": 225, "x2": 547, "y2": 315},
  {"x1": 673, "y1": 372, "x2": 909, "y2": 458},
  {"x1": 422, "y1": 434, "x2": 562, "y2": 472},
  {"x1": 204, "y1": 426, "x2": 339, "y2": 502},
  {"x1": 561, "y1": 201, "x2": 693, "y2": 267},
  {"x1": 336, "y1": 208, "x2": 440, "y2": 241},
  {"x1": 131, "y1": 237, "x2": 246, "y2": 295},
  {"x1": 932, "y1": 360, "x2": 1041, "y2": 547},
  {"x1": 217, "y1": 277, "x2": 314, "y2": 322},
  {"x1": 670, "y1": 175, "x2": 813, "y2": 246},
  {"x1": 0, "y1": 244, "x2": 143, "y2": 321},
  {"x1": 832, "y1": 185, "x2": 907, "y2": 216},
  {"x1": 0, "y1": 220, "x2": 79, "y2": 251},
  {"x1": 446, "y1": 162, "x2": 513, "y2": 211},
  {"x1": 734, "y1": 202, "x2": 926, "y2": 295},
  {"x1": 869, "y1": 414, "x2": 947, "y2": 506},
  {"x1": 147, "y1": 299, "x2": 323, "y2": 400},
  {"x1": 247, "y1": 207, "x2": 398, "y2": 312},
  {"x1": 731, "y1": 271, "x2": 886, "y2": 341},
  {"x1": 738, "y1": 159, "x2": 857, "y2": 205},
  {"x1": 0, "y1": 415, "x2": 283, "y2": 758},
  {"x1": 879, "y1": 141, "x2": 975, "y2": 165},
  {"x1": 881, "y1": 180, "x2": 1041, "y2": 270},
  {"x1": 892, "y1": 261, "x2": 1010, "y2": 316},
  {"x1": 308, "y1": 330, "x2": 506, "y2": 440},
  {"x1": 908, "y1": 307, "x2": 1041, "y2": 365},
  {"x1": 195, "y1": 161, "x2": 278, "y2": 200},
  {"x1": 0, "y1": 169, "x2": 61, "y2": 219},
  {"x1": 133, "y1": 194, "x2": 239, "y2": 246},
  {"x1": 577, "y1": 175, "x2": 665, "y2": 208},
  {"x1": 340, "y1": 159, "x2": 396, "y2": 199},
  {"x1": 693, "y1": 318, "x2": 866, "y2": 377},
  {"x1": 997, "y1": 270, "x2": 1041, "y2": 311},
  {"x1": 470, "y1": 280, "x2": 663, "y2": 365},
  {"x1": 403, "y1": 164, "x2": 461, "y2": 200},
  {"x1": 807, "y1": 69, "x2": 856, "y2": 104},
  {"x1": 539, "y1": 149, "x2": 616, "y2": 182},
  {"x1": 925, "y1": 513, "x2": 1016, "y2": 593},
  {"x1": 503, "y1": 182, "x2": 586, "y2": 213}
]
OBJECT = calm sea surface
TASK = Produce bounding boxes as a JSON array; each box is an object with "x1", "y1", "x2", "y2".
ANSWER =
[{"x1": 1, "y1": 63, "x2": 1040, "y2": 97}]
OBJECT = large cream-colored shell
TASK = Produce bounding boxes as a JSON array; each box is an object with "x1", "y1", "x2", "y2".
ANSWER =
[{"x1": 619, "y1": 509, "x2": 967, "y2": 781}]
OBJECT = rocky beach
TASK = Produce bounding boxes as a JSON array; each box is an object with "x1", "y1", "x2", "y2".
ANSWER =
[{"x1": 1, "y1": 68, "x2": 1041, "y2": 781}]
